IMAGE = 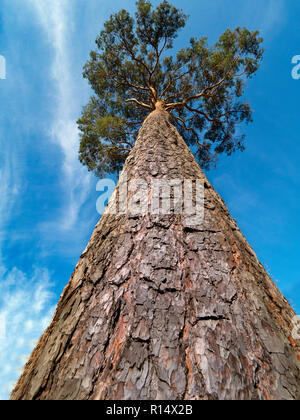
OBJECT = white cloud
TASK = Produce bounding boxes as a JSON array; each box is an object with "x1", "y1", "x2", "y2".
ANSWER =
[
  {"x1": 0, "y1": 151, "x2": 19, "y2": 248},
  {"x1": 0, "y1": 314, "x2": 6, "y2": 341},
  {"x1": 259, "y1": 0, "x2": 286, "y2": 35},
  {"x1": 0, "y1": 267, "x2": 56, "y2": 400},
  {"x1": 29, "y1": 0, "x2": 92, "y2": 230},
  {"x1": 0, "y1": 90, "x2": 56, "y2": 402},
  {"x1": 212, "y1": 173, "x2": 259, "y2": 214},
  {"x1": 237, "y1": 0, "x2": 286, "y2": 37}
]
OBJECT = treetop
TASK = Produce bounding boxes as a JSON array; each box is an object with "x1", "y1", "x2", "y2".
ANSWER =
[{"x1": 78, "y1": 0, "x2": 263, "y2": 176}]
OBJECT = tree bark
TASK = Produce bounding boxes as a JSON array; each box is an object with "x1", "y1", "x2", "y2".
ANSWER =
[{"x1": 11, "y1": 110, "x2": 300, "y2": 400}]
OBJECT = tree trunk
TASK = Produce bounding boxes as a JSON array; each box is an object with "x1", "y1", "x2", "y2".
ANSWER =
[{"x1": 11, "y1": 110, "x2": 300, "y2": 400}]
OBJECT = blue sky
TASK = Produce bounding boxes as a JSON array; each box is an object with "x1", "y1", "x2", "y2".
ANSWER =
[{"x1": 0, "y1": 0, "x2": 299, "y2": 399}]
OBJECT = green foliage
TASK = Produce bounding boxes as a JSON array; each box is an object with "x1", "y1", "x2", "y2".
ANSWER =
[{"x1": 78, "y1": 0, "x2": 263, "y2": 176}]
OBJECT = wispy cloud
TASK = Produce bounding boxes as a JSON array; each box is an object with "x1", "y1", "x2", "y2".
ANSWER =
[
  {"x1": 0, "y1": 127, "x2": 23, "y2": 256},
  {"x1": 238, "y1": 0, "x2": 286, "y2": 37},
  {"x1": 0, "y1": 155, "x2": 15, "y2": 248},
  {"x1": 258, "y1": 0, "x2": 286, "y2": 35},
  {"x1": 0, "y1": 2, "x2": 98, "y2": 396},
  {"x1": 29, "y1": 0, "x2": 92, "y2": 230},
  {"x1": 0, "y1": 267, "x2": 56, "y2": 400},
  {"x1": 0, "y1": 131, "x2": 56, "y2": 400},
  {"x1": 212, "y1": 173, "x2": 259, "y2": 215}
]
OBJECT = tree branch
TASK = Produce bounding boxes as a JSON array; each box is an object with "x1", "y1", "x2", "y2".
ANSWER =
[
  {"x1": 185, "y1": 103, "x2": 248, "y2": 124},
  {"x1": 150, "y1": 36, "x2": 167, "y2": 80},
  {"x1": 111, "y1": 137, "x2": 134, "y2": 148},
  {"x1": 165, "y1": 76, "x2": 227, "y2": 110},
  {"x1": 172, "y1": 114, "x2": 201, "y2": 146},
  {"x1": 106, "y1": 145, "x2": 131, "y2": 153},
  {"x1": 184, "y1": 104, "x2": 216, "y2": 123},
  {"x1": 125, "y1": 98, "x2": 152, "y2": 109},
  {"x1": 165, "y1": 54, "x2": 244, "y2": 110},
  {"x1": 115, "y1": 16, "x2": 152, "y2": 79},
  {"x1": 161, "y1": 69, "x2": 192, "y2": 99}
]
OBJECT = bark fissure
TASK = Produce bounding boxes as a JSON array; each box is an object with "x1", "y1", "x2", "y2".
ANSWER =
[{"x1": 192, "y1": 315, "x2": 230, "y2": 324}]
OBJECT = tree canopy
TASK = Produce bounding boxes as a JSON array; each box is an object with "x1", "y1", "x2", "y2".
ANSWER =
[{"x1": 78, "y1": 0, "x2": 263, "y2": 177}]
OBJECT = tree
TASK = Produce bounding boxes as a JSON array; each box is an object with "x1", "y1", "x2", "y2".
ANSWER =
[
  {"x1": 10, "y1": 1, "x2": 299, "y2": 401},
  {"x1": 11, "y1": 110, "x2": 300, "y2": 401},
  {"x1": 77, "y1": 0, "x2": 263, "y2": 176}
]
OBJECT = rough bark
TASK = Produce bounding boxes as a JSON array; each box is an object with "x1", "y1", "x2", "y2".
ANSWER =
[{"x1": 11, "y1": 110, "x2": 300, "y2": 400}]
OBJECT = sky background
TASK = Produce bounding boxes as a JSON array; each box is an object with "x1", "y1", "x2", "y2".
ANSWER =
[{"x1": 0, "y1": 0, "x2": 299, "y2": 399}]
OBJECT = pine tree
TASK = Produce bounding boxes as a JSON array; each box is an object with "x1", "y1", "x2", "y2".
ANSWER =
[
  {"x1": 11, "y1": 1, "x2": 299, "y2": 400},
  {"x1": 11, "y1": 109, "x2": 300, "y2": 400},
  {"x1": 77, "y1": 0, "x2": 263, "y2": 176}
]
